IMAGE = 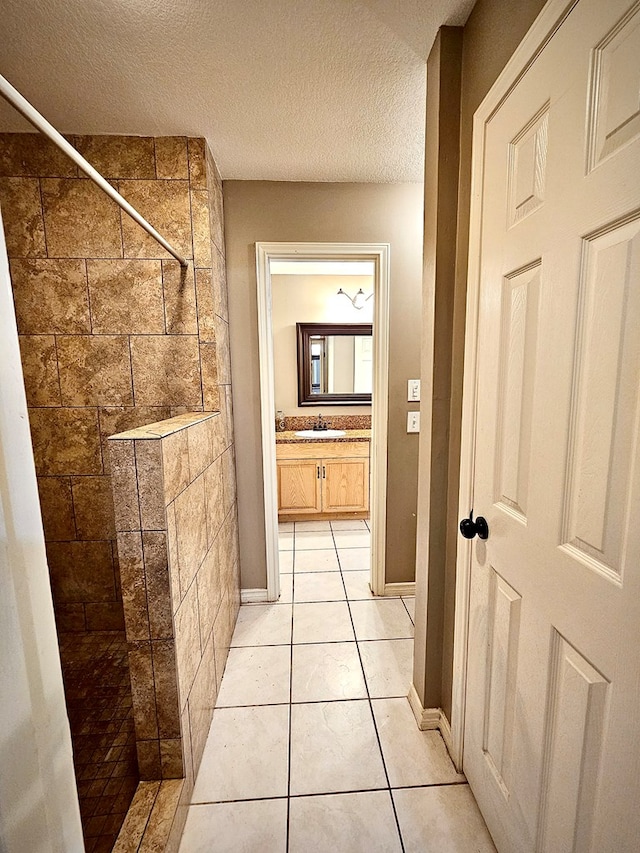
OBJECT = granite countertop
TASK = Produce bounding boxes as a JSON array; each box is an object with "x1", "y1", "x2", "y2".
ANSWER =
[{"x1": 275, "y1": 429, "x2": 371, "y2": 444}]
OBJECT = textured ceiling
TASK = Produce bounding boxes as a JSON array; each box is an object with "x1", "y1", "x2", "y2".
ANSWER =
[{"x1": 0, "y1": 0, "x2": 475, "y2": 181}]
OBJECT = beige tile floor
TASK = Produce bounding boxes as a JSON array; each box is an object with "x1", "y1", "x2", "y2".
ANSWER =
[{"x1": 179, "y1": 519, "x2": 496, "y2": 852}]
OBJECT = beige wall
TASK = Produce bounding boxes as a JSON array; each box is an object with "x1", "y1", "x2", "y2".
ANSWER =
[
  {"x1": 272, "y1": 272, "x2": 373, "y2": 415},
  {"x1": 414, "y1": 26, "x2": 464, "y2": 717},
  {"x1": 415, "y1": 0, "x2": 548, "y2": 722},
  {"x1": 224, "y1": 181, "x2": 423, "y2": 590}
]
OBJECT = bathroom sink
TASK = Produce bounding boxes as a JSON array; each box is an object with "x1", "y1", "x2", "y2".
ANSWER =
[{"x1": 294, "y1": 429, "x2": 346, "y2": 438}]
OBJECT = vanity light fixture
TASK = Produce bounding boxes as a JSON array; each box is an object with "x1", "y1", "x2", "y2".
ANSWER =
[{"x1": 337, "y1": 287, "x2": 373, "y2": 310}]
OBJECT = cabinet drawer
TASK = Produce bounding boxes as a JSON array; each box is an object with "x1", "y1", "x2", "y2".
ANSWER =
[{"x1": 276, "y1": 440, "x2": 369, "y2": 460}]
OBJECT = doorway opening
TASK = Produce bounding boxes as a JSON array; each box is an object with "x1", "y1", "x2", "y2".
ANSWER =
[{"x1": 255, "y1": 243, "x2": 390, "y2": 602}]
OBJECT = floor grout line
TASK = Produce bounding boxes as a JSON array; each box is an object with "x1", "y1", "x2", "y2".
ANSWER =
[
  {"x1": 230, "y1": 639, "x2": 414, "y2": 653},
  {"x1": 400, "y1": 596, "x2": 415, "y2": 625},
  {"x1": 189, "y1": 780, "x2": 470, "y2": 808},
  {"x1": 215, "y1": 693, "x2": 410, "y2": 710},
  {"x1": 285, "y1": 531, "x2": 295, "y2": 852},
  {"x1": 339, "y1": 562, "x2": 406, "y2": 853}
]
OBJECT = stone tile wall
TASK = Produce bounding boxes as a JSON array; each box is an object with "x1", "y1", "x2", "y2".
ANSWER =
[
  {"x1": 0, "y1": 133, "x2": 231, "y2": 633},
  {"x1": 109, "y1": 412, "x2": 240, "y2": 784}
]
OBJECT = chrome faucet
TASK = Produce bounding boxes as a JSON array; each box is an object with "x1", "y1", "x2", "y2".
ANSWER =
[{"x1": 313, "y1": 413, "x2": 329, "y2": 431}]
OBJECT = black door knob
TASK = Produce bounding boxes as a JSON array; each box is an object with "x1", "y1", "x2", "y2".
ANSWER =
[
  {"x1": 459, "y1": 515, "x2": 477, "y2": 539},
  {"x1": 459, "y1": 511, "x2": 489, "y2": 540}
]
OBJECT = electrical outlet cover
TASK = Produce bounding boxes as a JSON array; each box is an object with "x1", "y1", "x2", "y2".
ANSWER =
[{"x1": 407, "y1": 411, "x2": 420, "y2": 433}]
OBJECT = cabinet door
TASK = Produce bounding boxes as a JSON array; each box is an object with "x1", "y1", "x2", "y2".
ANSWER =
[
  {"x1": 322, "y1": 458, "x2": 369, "y2": 513},
  {"x1": 277, "y1": 459, "x2": 322, "y2": 514}
]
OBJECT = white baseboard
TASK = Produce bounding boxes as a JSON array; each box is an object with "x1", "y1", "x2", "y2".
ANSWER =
[
  {"x1": 407, "y1": 684, "x2": 440, "y2": 729},
  {"x1": 240, "y1": 588, "x2": 268, "y2": 604},
  {"x1": 383, "y1": 581, "x2": 415, "y2": 597},
  {"x1": 407, "y1": 684, "x2": 460, "y2": 771}
]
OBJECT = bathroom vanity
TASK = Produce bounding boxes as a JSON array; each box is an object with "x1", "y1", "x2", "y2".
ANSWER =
[{"x1": 275, "y1": 430, "x2": 370, "y2": 520}]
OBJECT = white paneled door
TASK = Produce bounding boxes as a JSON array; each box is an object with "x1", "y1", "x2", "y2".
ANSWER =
[{"x1": 462, "y1": 1, "x2": 640, "y2": 851}]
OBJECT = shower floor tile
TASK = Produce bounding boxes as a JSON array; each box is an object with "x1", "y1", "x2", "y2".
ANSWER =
[{"x1": 58, "y1": 630, "x2": 139, "y2": 853}]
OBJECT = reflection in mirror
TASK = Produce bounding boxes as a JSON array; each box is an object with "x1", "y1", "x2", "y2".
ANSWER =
[
  {"x1": 297, "y1": 323, "x2": 372, "y2": 405},
  {"x1": 310, "y1": 334, "x2": 372, "y2": 394}
]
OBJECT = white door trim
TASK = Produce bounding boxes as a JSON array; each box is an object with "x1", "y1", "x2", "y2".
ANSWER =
[
  {"x1": 451, "y1": 0, "x2": 580, "y2": 769},
  {"x1": 256, "y1": 242, "x2": 390, "y2": 601}
]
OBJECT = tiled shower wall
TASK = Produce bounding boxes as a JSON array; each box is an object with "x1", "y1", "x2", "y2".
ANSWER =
[
  {"x1": 109, "y1": 412, "x2": 239, "y2": 783},
  {"x1": 0, "y1": 133, "x2": 232, "y2": 633}
]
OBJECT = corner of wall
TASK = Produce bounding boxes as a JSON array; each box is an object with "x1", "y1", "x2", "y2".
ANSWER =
[{"x1": 413, "y1": 26, "x2": 464, "y2": 712}]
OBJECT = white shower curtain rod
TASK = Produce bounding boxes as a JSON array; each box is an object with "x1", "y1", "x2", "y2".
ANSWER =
[{"x1": 0, "y1": 74, "x2": 188, "y2": 267}]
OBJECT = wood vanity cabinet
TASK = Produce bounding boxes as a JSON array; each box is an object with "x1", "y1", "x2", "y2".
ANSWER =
[
  {"x1": 276, "y1": 440, "x2": 369, "y2": 519},
  {"x1": 277, "y1": 458, "x2": 322, "y2": 514},
  {"x1": 321, "y1": 458, "x2": 369, "y2": 513}
]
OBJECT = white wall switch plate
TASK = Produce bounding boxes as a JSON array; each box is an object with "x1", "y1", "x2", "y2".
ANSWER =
[
  {"x1": 407, "y1": 411, "x2": 420, "y2": 433},
  {"x1": 407, "y1": 379, "x2": 421, "y2": 402}
]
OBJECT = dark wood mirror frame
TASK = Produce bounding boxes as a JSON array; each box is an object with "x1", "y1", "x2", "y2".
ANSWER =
[{"x1": 296, "y1": 322, "x2": 373, "y2": 406}]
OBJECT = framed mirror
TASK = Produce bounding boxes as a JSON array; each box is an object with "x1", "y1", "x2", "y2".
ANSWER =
[{"x1": 296, "y1": 322, "x2": 373, "y2": 405}]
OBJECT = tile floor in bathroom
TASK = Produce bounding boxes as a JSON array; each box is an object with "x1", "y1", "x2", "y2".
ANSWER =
[{"x1": 179, "y1": 519, "x2": 496, "y2": 852}]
